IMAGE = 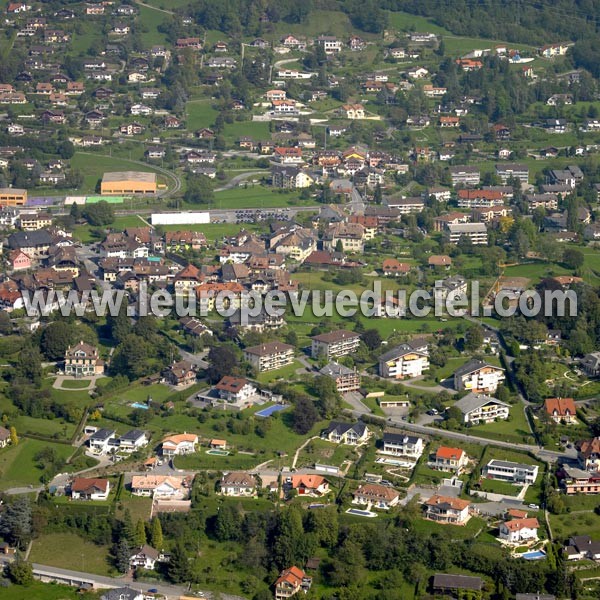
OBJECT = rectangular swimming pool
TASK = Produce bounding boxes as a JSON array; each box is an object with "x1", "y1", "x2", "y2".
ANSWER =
[{"x1": 255, "y1": 404, "x2": 289, "y2": 418}]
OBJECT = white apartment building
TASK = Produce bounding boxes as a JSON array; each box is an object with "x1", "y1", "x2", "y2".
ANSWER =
[{"x1": 483, "y1": 459, "x2": 539, "y2": 484}]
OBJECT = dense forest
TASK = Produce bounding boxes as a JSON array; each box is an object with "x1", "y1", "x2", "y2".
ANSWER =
[{"x1": 384, "y1": 0, "x2": 600, "y2": 44}]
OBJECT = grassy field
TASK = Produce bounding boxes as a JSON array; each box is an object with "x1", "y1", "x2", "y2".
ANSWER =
[
  {"x1": 70, "y1": 152, "x2": 167, "y2": 194},
  {"x1": 550, "y1": 511, "x2": 600, "y2": 542},
  {"x1": 211, "y1": 186, "x2": 312, "y2": 209},
  {"x1": 186, "y1": 99, "x2": 219, "y2": 131},
  {"x1": 0, "y1": 582, "x2": 92, "y2": 600},
  {"x1": 30, "y1": 533, "x2": 112, "y2": 576},
  {"x1": 468, "y1": 405, "x2": 534, "y2": 445},
  {"x1": 0, "y1": 439, "x2": 74, "y2": 490},
  {"x1": 138, "y1": 5, "x2": 169, "y2": 47},
  {"x1": 295, "y1": 438, "x2": 359, "y2": 469},
  {"x1": 256, "y1": 360, "x2": 305, "y2": 384}
]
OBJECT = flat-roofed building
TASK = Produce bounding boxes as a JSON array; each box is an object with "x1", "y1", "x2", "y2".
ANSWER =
[
  {"x1": 483, "y1": 459, "x2": 539, "y2": 484},
  {"x1": 0, "y1": 188, "x2": 27, "y2": 206},
  {"x1": 101, "y1": 171, "x2": 157, "y2": 195},
  {"x1": 445, "y1": 222, "x2": 488, "y2": 245}
]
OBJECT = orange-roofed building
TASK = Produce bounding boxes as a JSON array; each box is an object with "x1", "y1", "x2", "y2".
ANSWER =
[
  {"x1": 290, "y1": 474, "x2": 330, "y2": 496},
  {"x1": 382, "y1": 258, "x2": 411, "y2": 276},
  {"x1": 498, "y1": 517, "x2": 540, "y2": 543},
  {"x1": 161, "y1": 433, "x2": 198, "y2": 457},
  {"x1": 210, "y1": 439, "x2": 227, "y2": 449},
  {"x1": 506, "y1": 508, "x2": 528, "y2": 520},
  {"x1": 544, "y1": 397, "x2": 577, "y2": 424},
  {"x1": 425, "y1": 495, "x2": 471, "y2": 524},
  {"x1": 428, "y1": 254, "x2": 452, "y2": 268},
  {"x1": 431, "y1": 446, "x2": 469, "y2": 474},
  {"x1": 275, "y1": 565, "x2": 312, "y2": 600}
]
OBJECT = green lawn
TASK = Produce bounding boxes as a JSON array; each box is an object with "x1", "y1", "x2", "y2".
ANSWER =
[
  {"x1": 60, "y1": 379, "x2": 92, "y2": 389},
  {"x1": 468, "y1": 406, "x2": 534, "y2": 445},
  {"x1": 295, "y1": 438, "x2": 360, "y2": 469},
  {"x1": 137, "y1": 5, "x2": 169, "y2": 46},
  {"x1": 186, "y1": 99, "x2": 219, "y2": 131},
  {"x1": 10, "y1": 415, "x2": 76, "y2": 440},
  {"x1": 550, "y1": 511, "x2": 600, "y2": 542},
  {"x1": 29, "y1": 533, "x2": 112, "y2": 576},
  {"x1": 70, "y1": 152, "x2": 167, "y2": 195},
  {"x1": 256, "y1": 361, "x2": 305, "y2": 384},
  {"x1": 211, "y1": 186, "x2": 312, "y2": 210},
  {"x1": 0, "y1": 439, "x2": 74, "y2": 490},
  {"x1": 0, "y1": 582, "x2": 93, "y2": 600}
]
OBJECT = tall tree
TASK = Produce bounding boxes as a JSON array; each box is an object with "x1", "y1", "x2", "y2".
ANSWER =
[
  {"x1": 167, "y1": 543, "x2": 190, "y2": 583},
  {"x1": 134, "y1": 519, "x2": 147, "y2": 547},
  {"x1": 150, "y1": 518, "x2": 163, "y2": 550},
  {"x1": 0, "y1": 497, "x2": 32, "y2": 549}
]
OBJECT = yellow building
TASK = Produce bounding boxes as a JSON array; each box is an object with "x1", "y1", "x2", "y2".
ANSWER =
[
  {"x1": 100, "y1": 171, "x2": 157, "y2": 195},
  {"x1": 0, "y1": 188, "x2": 27, "y2": 206}
]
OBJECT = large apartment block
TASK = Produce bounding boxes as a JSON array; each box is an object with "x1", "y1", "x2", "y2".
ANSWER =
[
  {"x1": 445, "y1": 222, "x2": 488, "y2": 245},
  {"x1": 378, "y1": 344, "x2": 429, "y2": 379},
  {"x1": 243, "y1": 341, "x2": 294, "y2": 372},
  {"x1": 311, "y1": 330, "x2": 361, "y2": 360}
]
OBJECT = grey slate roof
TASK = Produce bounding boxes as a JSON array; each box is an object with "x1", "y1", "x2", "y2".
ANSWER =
[
  {"x1": 452, "y1": 392, "x2": 508, "y2": 415},
  {"x1": 454, "y1": 359, "x2": 503, "y2": 379}
]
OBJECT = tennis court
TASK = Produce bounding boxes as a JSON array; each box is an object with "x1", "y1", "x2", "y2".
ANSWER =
[{"x1": 255, "y1": 404, "x2": 289, "y2": 418}]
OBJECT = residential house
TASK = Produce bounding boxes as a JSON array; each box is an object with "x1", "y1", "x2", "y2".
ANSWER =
[
  {"x1": 101, "y1": 588, "x2": 143, "y2": 600},
  {"x1": 544, "y1": 397, "x2": 577, "y2": 424},
  {"x1": 454, "y1": 359, "x2": 505, "y2": 392},
  {"x1": 425, "y1": 495, "x2": 471, "y2": 524},
  {"x1": 129, "y1": 545, "x2": 160, "y2": 570},
  {"x1": 130, "y1": 475, "x2": 188, "y2": 498},
  {"x1": 161, "y1": 433, "x2": 198, "y2": 457},
  {"x1": 322, "y1": 421, "x2": 369, "y2": 445},
  {"x1": 577, "y1": 437, "x2": 600, "y2": 471},
  {"x1": 483, "y1": 459, "x2": 539, "y2": 484},
  {"x1": 381, "y1": 432, "x2": 424, "y2": 458},
  {"x1": 162, "y1": 360, "x2": 196, "y2": 387},
  {"x1": 311, "y1": 330, "x2": 361, "y2": 360},
  {"x1": 290, "y1": 475, "x2": 330, "y2": 496},
  {"x1": 220, "y1": 472, "x2": 257, "y2": 497},
  {"x1": 118, "y1": 430, "x2": 148, "y2": 453},
  {"x1": 70, "y1": 477, "x2": 110, "y2": 501},
  {"x1": 214, "y1": 376, "x2": 257, "y2": 404},
  {"x1": 319, "y1": 362, "x2": 360, "y2": 393},
  {"x1": 560, "y1": 466, "x2": 600, "y2": 495},
  {"x1": 0, "y1": 426, "x2": 11, "y2": 448},
  {"x1": 378, "y1": 344, "x2": 430, "y2": 379},
  {"x1": 430, "y1": 447, "x2": 469, "y2": 474},
  {"x1": 452, "y1": 392, "x2": 510, "y2": 424},
  {"x1": 581, "y1": 352, "x2": 600, "y2": 377},
  {"x1": 564, "y1": 535, "x2": 600, "y2": 561},
  {"x1": 64, "y1": 341, "x2": 104, "y2": 376},
  {"x1": 498, "y1": 518, "x2": 540, "y2": 543},
  {"x1": 341, "y1": 104, "x2": 365, "y2": 119},
  {"x1": 88, "y1": 428, "x2": 116, "y2": 454},
  {"x1": 275, "y1": 566, "x2": 312, "y2": 600},
  {"x1": 353, "y1": 484, "x2": 400, "y2": 509}
]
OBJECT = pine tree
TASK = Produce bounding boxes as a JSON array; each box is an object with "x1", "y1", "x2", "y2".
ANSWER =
[
  {"x1": 167, "y1": 543, "x2": 190, "y2": 583},
  {"x1": 150, "y1": 518, "x2": 163, "y2": 550},
  {"x1": 120, "y1": 509, "x2": 135, "y2": 545},
  {"x1": 134, "y1": 519, "x2": 146, "y2": 547},
  {"x1": 114, "y1": 538, "x2": 131, "y2": 574}
]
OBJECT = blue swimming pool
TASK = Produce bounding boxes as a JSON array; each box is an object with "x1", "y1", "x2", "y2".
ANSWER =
[
  {"x1": 521, "y1": 551, "x2": 546, "y2": 560},
  {"x1": 131, "y1": 402, "x2": 149, "y2": 410},
  {"x1": 255, "y1": 404, "x2": 289, "y2": 417},
  {"x1": 346, "y1": 508, "x2": 377, "y2": 518}
]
